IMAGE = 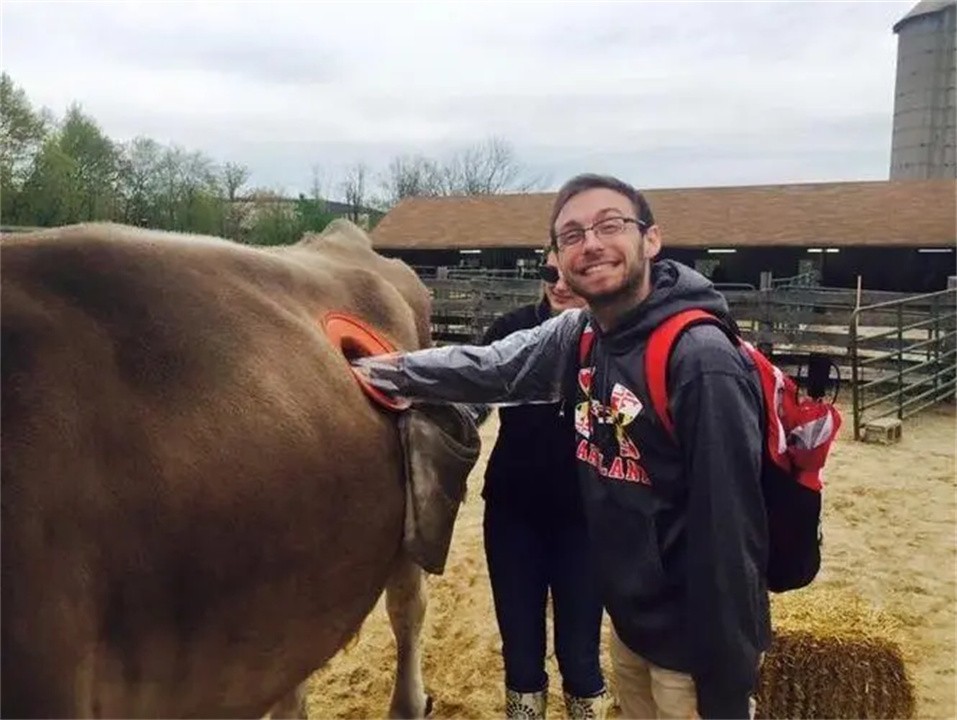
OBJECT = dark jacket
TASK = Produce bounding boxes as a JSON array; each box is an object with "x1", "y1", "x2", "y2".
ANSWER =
[
  {"x1": 480, "y1": 298, "x2": 584, "y2": 523},
  {"x1": 572, "y1": 261, "x2": 771, "y2": 719}
]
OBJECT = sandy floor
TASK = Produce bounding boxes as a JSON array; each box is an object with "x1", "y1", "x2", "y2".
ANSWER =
[{"x1": 305, "y1": 401, "x2": 956, "y2": 719}]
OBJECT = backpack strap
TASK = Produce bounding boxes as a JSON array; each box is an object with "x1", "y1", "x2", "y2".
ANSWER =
[
  {"x1": 578, "y1": 310, "x2": 738, "y2": 441},
  {"x1": 645, "y1": 309, "x2": 735, "y2": 440}
]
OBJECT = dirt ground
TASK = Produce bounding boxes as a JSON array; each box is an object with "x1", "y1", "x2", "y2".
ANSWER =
[{"x1": 305, "y1": 401, "x2": 956, "y2": 719}]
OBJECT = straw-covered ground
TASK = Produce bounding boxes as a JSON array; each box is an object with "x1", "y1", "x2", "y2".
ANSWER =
[{"x1": 304, "y1": 401, "x2": 955, "y2": 719}]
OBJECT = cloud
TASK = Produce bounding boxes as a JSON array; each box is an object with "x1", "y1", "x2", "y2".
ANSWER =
[{"x1": 1, "y1": 0, "x2": 915, "y2": 196}]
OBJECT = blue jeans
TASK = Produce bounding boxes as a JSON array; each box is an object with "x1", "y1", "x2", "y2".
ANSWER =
[{"x1": 483, "y1": 502, "x2": 606, "y2": 698}]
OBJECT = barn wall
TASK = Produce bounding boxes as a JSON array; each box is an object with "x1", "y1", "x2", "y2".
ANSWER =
[
  {"x1": 822, "y1": 247, "x2": 955, "y2": 292},
  {"x1": 379, "y1": 246, "x2": 956, "y2": 293},
  {"x1": 659, "y1": 247, "x2": 955, "y2": 292}
]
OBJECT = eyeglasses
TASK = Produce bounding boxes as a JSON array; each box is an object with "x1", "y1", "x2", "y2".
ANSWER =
[
  {"x1": 554, "y1": 216, "x2": 644, "y2": 250},
  {"x1": 539, "y1": 265, "x2": 560, "y2": 284}
]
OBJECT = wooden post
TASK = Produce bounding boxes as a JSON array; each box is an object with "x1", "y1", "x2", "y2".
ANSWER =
[
  {"x1": 948, "y1": 278, "x2": 956, "y2": 403},
  {"x1": 897, "y1": 302, "x2": 905, "y2": 420},
  {"x1": 855, "y1": 275, "x2": 863, "y2": 310},
  {"x1": 757, "y1": 271, "x2": 773, "y2": 357}
]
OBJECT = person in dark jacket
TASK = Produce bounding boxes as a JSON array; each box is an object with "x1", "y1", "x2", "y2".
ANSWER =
[
  {"x1": 353, "y1": 174, "x2": 770, "y2": 720},
  {"x1": 478, "y1": 247, "x2": 609, "y2": 719}
]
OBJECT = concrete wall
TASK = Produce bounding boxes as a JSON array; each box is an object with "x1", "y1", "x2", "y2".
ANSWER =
[{"x1": 890, "y1": 2, "x2": 956, "y2": 179}]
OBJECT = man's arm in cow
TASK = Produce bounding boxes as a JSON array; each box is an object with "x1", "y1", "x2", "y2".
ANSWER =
[{"x1": 351, "y1": 308, "x2": 586, "y2": 407}]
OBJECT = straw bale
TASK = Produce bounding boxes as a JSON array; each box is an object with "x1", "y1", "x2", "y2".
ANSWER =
[{"x1": 755, "y1": 586, "x2": 915, "y2": 719}]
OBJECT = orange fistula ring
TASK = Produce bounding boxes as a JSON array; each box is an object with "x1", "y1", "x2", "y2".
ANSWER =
[{"x1": 321, "y1": 311, "x2": 412, "y2": 412}]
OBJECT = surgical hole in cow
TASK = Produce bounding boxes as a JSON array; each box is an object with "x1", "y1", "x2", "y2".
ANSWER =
[{"x1": 338, "y1": 336, "x2": 371, "y2": 363}]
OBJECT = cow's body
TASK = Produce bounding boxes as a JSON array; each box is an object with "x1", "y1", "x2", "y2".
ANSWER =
[{"x1": 1, "y1": 221, "x2": 434, "y2": 718}]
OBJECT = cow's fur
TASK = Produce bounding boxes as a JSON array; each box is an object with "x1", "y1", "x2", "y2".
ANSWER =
[{"x1": 1, "y1": 221, "x2": 435, "y2": 718}]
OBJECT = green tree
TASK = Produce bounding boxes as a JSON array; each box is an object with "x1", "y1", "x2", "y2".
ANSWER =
[
  {"x1": 178, "y1": 150, "x2": 223, "y2": 234},
  {"x1": 294, "y1": 195, "x2": 336, "y2": 233},
  {"x1": 116, "y1": 136, "x2": 165, "y2": 227},
  {"x1": 17, "y1": 137, "x2": 82, "y2": 226},
  {"x1": 244, "y1": 190, "x2": 301, "y2": 246},
  {"x1": 0, "y1": 73, "x2": 49, "y2": 222},
  {"x1": 57, "y1": 103, "x2": 120, "y2": 221}
]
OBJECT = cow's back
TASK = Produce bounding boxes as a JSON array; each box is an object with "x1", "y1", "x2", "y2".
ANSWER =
[{"x1": 1, "y1": 222, "x2": 430, "y2": 717}]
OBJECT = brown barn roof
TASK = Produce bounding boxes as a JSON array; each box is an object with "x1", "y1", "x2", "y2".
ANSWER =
[{"x1": 371, "y1": 179, "x2": 956, "y2": 250}]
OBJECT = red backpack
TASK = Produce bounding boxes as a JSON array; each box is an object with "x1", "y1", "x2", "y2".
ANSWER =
[{"x1": 578, "y1": 308, "x2": 842, "y2": 593}]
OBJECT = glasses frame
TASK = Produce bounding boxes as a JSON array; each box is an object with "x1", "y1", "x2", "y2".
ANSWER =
[{"x1": 554, "y1": 216, "x2": 645, "y2": 250}]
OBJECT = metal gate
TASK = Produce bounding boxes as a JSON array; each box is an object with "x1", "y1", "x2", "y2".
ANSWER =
[{"x1": 849, "y1": 288, "x2": 957, "y2": 440}]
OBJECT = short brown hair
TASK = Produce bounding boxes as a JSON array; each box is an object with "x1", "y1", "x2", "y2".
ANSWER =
[{"x1": 548, "y1": 173, "x2": 656, "y2": 244}]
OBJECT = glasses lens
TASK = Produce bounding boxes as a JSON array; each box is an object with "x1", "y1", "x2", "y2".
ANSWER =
[
  {"x1": 539, "y1": 265, "x2": 560, "y2": 284},
  {"x1": 595, "y1": 217, "x2": 626, "y2": 236},
  {"x1": 557, "y1": 229, "x2": 584, "y2": 247}
]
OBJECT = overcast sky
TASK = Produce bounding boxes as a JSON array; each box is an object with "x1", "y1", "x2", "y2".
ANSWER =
[{"x1": 2, "y1": 0, "x2": 915, "y2": 200}]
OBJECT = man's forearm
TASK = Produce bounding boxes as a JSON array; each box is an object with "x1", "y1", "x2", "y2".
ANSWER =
[{"x1": 351, "y1": 308, "x2": 584, "y2": 407}]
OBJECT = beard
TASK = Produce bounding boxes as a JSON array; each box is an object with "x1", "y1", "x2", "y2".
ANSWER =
[
  {"x1": 565, "y1": 239, "x2": 647, "y2": 310},
  {"x1": 575, "y1": 263, "x2": 645, "y2": 309}
]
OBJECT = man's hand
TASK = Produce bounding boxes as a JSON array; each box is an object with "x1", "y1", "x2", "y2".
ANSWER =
[{"x1": 350, "y1": 354, "x2": 403, "y2": 396}]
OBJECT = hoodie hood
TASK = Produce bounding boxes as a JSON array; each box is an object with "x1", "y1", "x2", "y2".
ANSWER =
[{"x1": 597, "y1": 259, "x2": 731, "y2": 352}]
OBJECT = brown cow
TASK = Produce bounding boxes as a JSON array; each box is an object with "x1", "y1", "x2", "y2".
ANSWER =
[{"x1": 1, "y1": 220, "x2": 460, "y2": 718}]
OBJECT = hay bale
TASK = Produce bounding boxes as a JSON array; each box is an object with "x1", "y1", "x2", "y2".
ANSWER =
[{"x1": 755, "y1": 586, "x2": 915, "y2": 719}]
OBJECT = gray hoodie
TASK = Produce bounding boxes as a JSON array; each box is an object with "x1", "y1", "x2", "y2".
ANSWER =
[{"x1": 354, "y1": 259, "x2": 770, "y2": 719}]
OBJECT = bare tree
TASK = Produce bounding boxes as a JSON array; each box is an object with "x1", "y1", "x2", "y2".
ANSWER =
[
  {"x1": 220, "y1": 162, "x2": 250, "y2": 238},
  {"x1": 380, "y1": 154, "x2": 444, "y2": 205},
  {"x1": 376, "y1": 137, "x2": 543, "y2": 208},
  {"x1": 340, "y1": 162, "x2": 368, "y2": 223},
  {"x1": 308, "y1": 163, "x2": 325, "y2": 202},
  {"x1": 221, "y1": 162, "x2": 249, "y2": 202},
  {"x1": 441, "y1": 137, "x2": 541, "y2": 195}
]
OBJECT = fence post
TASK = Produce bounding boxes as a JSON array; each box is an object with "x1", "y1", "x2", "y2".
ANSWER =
[
  {"x1": 948, "y1": 279, "x2": 957, "y2": 403},
  {"x1": 932, "y1": 293, "x2": 940, "y2": 399},
  {"x1": 850, "y1": 308, "x2": 862, "y2": 441},
  {"x1": 897, "y1": 302, "x2": 904, "y2": 420},
  {"x1": 471, "y1": 280, "x2": 483, "y2": 343},
  {"x1": 758, "y1": 271, "x2": 773, "y2": 356}
]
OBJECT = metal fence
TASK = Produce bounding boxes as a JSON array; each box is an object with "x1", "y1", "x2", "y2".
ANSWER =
[
  {"x1": 849, "y1": 288, "x2": 957, "y2": 440},
  {"x1": 422, "y1": 272, "x2": 957, "y2": 436},
  {"x1": 427, "y1": 277, "x2": 542, "y2": 343}
]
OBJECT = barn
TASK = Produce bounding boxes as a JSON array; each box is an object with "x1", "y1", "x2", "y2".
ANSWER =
[{"x1": 371, "y1": 179, "x2": 956, "y2": 293}]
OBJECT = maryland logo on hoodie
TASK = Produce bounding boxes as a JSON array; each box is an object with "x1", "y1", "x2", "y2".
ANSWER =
[{"x1": 574, "y1": 365, "x2": 651, "y2": 486}]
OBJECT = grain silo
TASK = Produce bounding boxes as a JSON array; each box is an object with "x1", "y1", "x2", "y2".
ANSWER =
[{"x1": 889, "y1": 0, "x2": 956, "y2": 179}]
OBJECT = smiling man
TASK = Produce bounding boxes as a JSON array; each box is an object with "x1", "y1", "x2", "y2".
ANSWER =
[{"x1": 353, "y1": 174, "x2": 770, "y2": 719}]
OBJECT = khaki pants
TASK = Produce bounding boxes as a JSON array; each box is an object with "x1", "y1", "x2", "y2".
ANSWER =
[{"x1": 609, "y1": 626, "x2": 757, "y2": 720}]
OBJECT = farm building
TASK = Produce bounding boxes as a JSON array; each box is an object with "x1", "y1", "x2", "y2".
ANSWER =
[{"x1": 370, "y1": 179, "x2": 956, "y2": 292}]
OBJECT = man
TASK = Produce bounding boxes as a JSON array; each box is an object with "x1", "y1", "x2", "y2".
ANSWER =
[{"x1": 355, "y1": 174, "x2": 770, "y2": 719}]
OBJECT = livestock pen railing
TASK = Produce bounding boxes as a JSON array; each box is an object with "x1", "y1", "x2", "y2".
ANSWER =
[
  {"x1": 426, "y1": 277, "x2": 542, "y2": 343},
  {"x1": 411, "y1": 265, "x2": 542, "y2": 281},
  {"x1": 421, "y1": 274, "x2": 957, "y2": 437},
  {"x1": 849, "y1": 288, "x2": 957, "y2": 440}
]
